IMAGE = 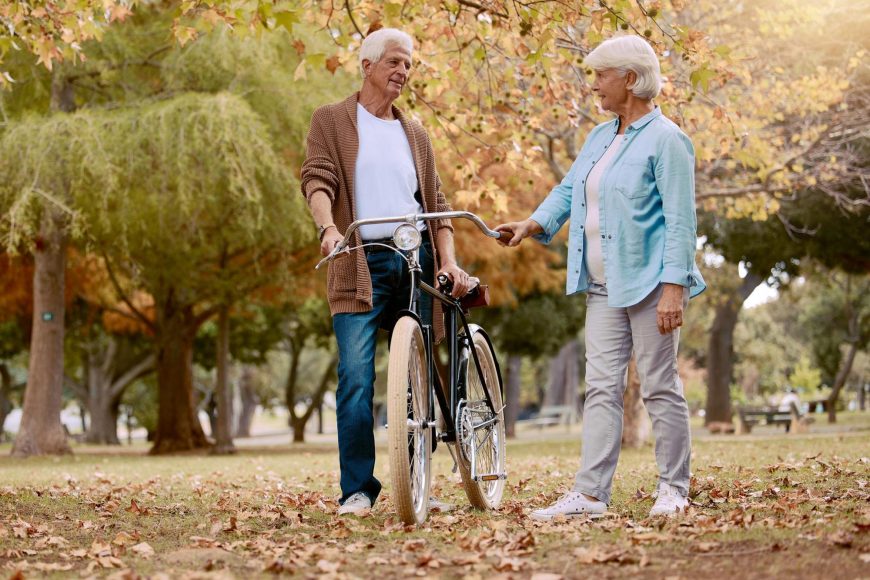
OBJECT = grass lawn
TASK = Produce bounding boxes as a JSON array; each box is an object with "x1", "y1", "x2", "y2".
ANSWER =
[{"x1": 0, "y1": 413, "x2": 868, "y2": 578}]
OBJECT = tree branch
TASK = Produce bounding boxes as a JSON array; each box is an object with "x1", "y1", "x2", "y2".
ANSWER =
[
  {"x1": 64, "y1": 373, "x2": 88, "y2": 402},
  {"x1": 101, "y1": 253, "x2": 156, "y2": 333},
  {"x1": 345, "y1": 0, "x2": 364, "y2": 37},
  {"x1": 110, "y1": 352, "x2": 156, "y2": 400}
]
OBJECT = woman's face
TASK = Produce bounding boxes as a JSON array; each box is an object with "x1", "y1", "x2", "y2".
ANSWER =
[
  {"x1": 591, "y1": 68, "x2": 632, "y2": 112},
  {"x1": 362, "y1": 43, "x2": 412, "y2": 102}
]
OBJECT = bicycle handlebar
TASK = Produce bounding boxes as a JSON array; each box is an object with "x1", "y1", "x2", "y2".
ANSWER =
[{"x1": 315, "y1": 211, "x2": 502, "y2": 270}]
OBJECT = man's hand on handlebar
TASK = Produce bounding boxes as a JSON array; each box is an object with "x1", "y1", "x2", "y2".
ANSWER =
[
  {"x1": 437, "y1": 261, "x2": 472, "y2": 298},
  {"x1": 494, "y1": 219, "x2": 543, "y2": 247},
  {"x1": 320, "y1": 228, "x2": 344, "y2": 257}
]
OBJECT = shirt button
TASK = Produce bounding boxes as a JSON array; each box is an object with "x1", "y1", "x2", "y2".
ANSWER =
[
  {"x1": 580, "y1": 225, "x2": 584, "y2": 229},
  {"x1": 601, "y1": 235, "x2": 605, "y2": 239},
  {"x1": 608, "y1": 235, "x2": 612, "y2": 239}
]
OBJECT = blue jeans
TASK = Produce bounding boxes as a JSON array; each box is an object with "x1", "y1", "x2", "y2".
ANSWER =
[{"x1": 332, "y1": 240, "x2": 434, "y2": 505}]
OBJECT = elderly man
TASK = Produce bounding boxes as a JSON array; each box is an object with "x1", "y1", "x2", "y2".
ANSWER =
[{"x1": 300, "y1": 28, "x2": 471, "y2": 516}]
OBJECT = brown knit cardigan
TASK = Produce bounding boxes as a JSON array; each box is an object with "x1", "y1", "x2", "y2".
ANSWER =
[{"x1": 300, "y1": 92, "x2": 454, "y2": 341}]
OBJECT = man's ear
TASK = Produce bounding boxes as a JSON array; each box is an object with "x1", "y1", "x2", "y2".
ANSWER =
[
  {"x1": 361, "y1": 59, "x2": 372, "y2": 78},
  {"x1": 625, "y1": 70, "x2": 637, "y2": 89}
]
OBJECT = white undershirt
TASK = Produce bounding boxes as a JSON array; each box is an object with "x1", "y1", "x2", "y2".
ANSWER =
[
  {"x1": 354, "y1": 103, "x2": 424, "y2": 240},
  {"x1": 584, "y1": 135, "x2": 625, "y2": 284}
]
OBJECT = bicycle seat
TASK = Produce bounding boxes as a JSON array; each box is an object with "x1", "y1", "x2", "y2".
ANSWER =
[{"x1": 437, "y1": 275, "x2": 490, "y2": 310}]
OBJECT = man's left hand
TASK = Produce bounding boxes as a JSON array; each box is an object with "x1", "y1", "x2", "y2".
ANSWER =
[
  {"x1": 656, "y1": 283, "x2": 685, "y2": 335},
  {"x1": 438, "y1": 262, "x2": 472, "y2": 298}
]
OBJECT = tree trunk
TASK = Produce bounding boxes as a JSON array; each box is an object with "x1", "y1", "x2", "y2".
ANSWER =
[
  {"x1": 82, "y1": 338, "x2": 154, "y2": 445},
  {"x1": 212, "y1": 306, "x2": 235, "y2": 454},
  {"x1": 622, "y1": 355, "x2": 651, "y2": 448},
  {"x1": 544, "y1": 339, "x2": 580, "y2": 411},
  {"x1": 827, "y1": 275, "x2": 862, "y2": 423},
  {"x1": 705, "y1": 273, "x2": 763, "y2": 425},
  {"x1": 827, "y1": 341, "x2": 858, "y2": 423},
  {"x1": 235, "y1": 365, "x2": 258, "y2": 438},
  {"x1": 0, "y1": 363, "x2": 13, "y2": 441},
  {"x1": 12, "y1": 210, "x2": 71, "y2": 457},
  {"x1": 290, "y1": 355, "x2": 337, "y2": 443},
  {"x1": 284, "y1": 337, "x2": 302, "y2": 428},
  {"x1": 504, "y1": 355, "x2": 522, "y2": 438},
  {"x1": 150, "y1": 304, "x2": 209, "y2": 454},
  {"x1": 85, "y1": 390, "x2": 121, "y2": 445}
]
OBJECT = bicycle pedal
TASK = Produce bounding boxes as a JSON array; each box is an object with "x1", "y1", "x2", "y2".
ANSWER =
[{"x1": 473, "y1": 472, "x2": 507, "y2": 482}]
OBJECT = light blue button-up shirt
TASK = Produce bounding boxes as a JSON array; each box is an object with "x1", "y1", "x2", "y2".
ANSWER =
[{"x1": 529, "y1": 107, "x2": 706, "y2": 308}]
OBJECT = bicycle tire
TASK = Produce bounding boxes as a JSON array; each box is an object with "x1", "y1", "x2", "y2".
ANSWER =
[
  {"x1": 454, "y1": 328, "x2": 506, "y2": 509},
  {"x1": 387, "y1": 316, "x2": 432, "y2": 525}
]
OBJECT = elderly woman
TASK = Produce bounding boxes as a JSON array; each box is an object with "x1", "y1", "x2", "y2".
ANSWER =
[
  {"x1": 301, "y1": 28, "x2": 471, "y2": 516},
  {"x1": 496, "y1": 35, "x2": 706, "y2": 519}
]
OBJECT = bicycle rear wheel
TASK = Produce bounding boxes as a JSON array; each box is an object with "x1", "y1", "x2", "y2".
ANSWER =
[
  {"x1": 455, "y1": 328, "x2": 506, "y2": 509},
  {"x1": 387, "y1": 316, "x2": 432, "y2": 525}
]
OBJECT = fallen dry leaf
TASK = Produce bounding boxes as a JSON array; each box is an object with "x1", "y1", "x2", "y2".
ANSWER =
[
  {"x1": 131, "y1": 542, "x2": 156, "y2": 559},
  {"x1": 126, "y1": 498, "x2": 150, "y2": 516},
  {"x1": 827, "y1": 531, "x2": 854, "y2": 548},
  {"x1": 316, "y1": 559, "x2": 341, "y2": 573},
  {"x1": 90, "y1": 539, "x2": 113, "y2": 558},
  {"x1": 692, "y1": 541, "x2": 721, "y2": 553},
  {"x1": 113, "y1": 531, "x2": 136, "y2": 546}
]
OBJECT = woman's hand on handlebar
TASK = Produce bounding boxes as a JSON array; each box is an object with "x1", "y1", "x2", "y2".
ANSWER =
[
  {"x1": 437, "y1": 262, "x2": 472, "y2": 298},
  {"x1": 494, "y1": 218, "x2": 543, "y2": 247},
  {"x1": 320, "y1": 228, "x2": 343, "y2": 257}
]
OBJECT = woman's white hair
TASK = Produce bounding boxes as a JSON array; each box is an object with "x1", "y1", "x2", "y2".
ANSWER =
[
  {"x1": 584, "y1": 35, "x2": 662, "y2": 100},
  {"x1": 359, "y1": 28, "x2": 414, "y2": 77}
]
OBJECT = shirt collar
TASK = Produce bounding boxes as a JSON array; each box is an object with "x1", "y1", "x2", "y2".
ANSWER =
[
  {"x1": 627, "y1": 106, "x2": 661, "y2": 132},
  {"x1": 608, "y1": 106, "x2": 662, "y2": 135}
]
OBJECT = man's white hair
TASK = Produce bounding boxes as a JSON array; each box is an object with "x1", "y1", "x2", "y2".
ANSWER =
[
  {"x1": 359, "y1": 28, "x2": 414, "y2": 77},
  {"x1": 584, "y1": 35, "x2": 662, "y2": 100}
]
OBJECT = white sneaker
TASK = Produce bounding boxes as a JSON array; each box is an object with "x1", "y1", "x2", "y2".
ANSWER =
[
  {"x1": 338, "y1": 492, "x2": 372, "y2": 516},
  {"x1": 429, "y1": 497, "x2": 454, "y2": 513},
  {"x1": 649, "y1": 483, "x2": 688, "y2": 517},
  {"x1": 529, "y1": 492, "x2": 606, "y2": 521}
]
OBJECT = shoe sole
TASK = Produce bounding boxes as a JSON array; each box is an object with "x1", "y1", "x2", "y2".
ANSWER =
[
  {"x1": 337, "y1": 507, "x2": 371, "y2": 516},
  {"x1": 530, "y1": 511, "x2": 606, "y2": 522}
]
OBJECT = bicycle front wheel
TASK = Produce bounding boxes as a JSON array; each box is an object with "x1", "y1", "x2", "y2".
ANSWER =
[
  {"x1": 387, "y1": 316, "x2": 432, "y2": 525},
  {"x1": 455, "y1": 327, "x2": 506, "y2": 509}
]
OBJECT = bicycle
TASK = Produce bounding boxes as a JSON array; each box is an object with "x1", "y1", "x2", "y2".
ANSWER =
[{"x1": 316, "y1": 211, "x2": 507, "y2": 524}]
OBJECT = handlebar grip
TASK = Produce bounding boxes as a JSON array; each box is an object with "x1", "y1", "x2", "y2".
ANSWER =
[{"x1": 437, "y1": 274, "x2": 452, "y2": 294}]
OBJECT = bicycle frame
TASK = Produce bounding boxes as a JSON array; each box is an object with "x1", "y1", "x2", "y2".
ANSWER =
[
  {"x1": 315, "y1": 211, "x2": 504, "y2": 451},
  {"x1": 410, "y1": 269, "x2": 503, "y2": 449}
]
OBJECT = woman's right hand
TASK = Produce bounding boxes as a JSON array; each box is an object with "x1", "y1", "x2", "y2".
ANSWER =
[{"x1": 494, "y1": 219, "x2": 543, "y2": 247}]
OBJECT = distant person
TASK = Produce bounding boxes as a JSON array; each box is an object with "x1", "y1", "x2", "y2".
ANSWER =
[
  {"x1": 779, "y1": 387, "x2": 801, "y2": 412},
  {"x1": 496, "y1": 35, "x2": 706, "y2": 519}
]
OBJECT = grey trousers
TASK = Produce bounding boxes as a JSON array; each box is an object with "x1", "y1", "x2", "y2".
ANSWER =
[{"x1": 573, "y1": 283, "x2": 691, "y2": 504}]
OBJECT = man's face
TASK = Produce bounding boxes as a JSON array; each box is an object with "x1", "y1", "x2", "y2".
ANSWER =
[{"x1": 363, "y1": 43, "x2": 412, "y2": 100}]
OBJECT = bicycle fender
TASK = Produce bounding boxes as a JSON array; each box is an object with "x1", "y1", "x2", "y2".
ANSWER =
[{"x1": 463, "y1": 324, "x2": 504, "y2": 399}]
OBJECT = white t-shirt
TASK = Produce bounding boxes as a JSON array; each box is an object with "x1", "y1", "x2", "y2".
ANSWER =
[
  {"x1": 584, "y1": 135, "x2": 625, "y2": 284},
  {"x1": 354, "y1": 103, "x2": 424, "y2": 240}
]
